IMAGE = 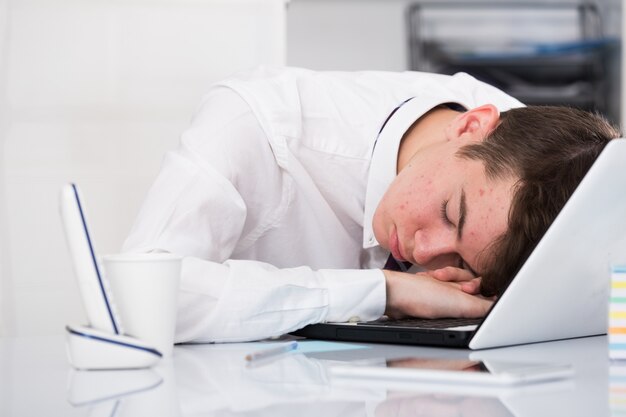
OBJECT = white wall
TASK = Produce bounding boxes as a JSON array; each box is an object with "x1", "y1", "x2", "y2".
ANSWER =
[
  {"x1": 287, "y1": 0, "x2": 411, "y2": 71},
  {"x1": 0, "y1": 0, "x2": 9, "y2": 337},
  {"x1": 0, "y1": 0, "x2": 287, "y2": 336}
]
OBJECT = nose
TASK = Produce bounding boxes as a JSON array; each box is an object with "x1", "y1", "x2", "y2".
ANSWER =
[{"x1": 412, "y1": 230, "x2": 460, "y2": 269}]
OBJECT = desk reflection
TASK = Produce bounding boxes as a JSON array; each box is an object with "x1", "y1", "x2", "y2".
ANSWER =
[
  {"x1": 66, "y1": 342, "x2": 573, "y2": 417},
  {"x1": 67, "y1": 361, "x2": 180, "y2": 417},
  {"x1": 375, "y1": 393, "x2": 512, "y2": 417}
]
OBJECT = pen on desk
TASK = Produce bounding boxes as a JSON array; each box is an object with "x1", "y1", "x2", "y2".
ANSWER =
[{"x1": 245, "y1": 341, "x2": 298, "y2": 362}]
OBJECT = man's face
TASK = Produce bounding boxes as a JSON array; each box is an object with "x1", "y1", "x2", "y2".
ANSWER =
[{"x1": 372, "y1": 138, "x2": 516, "y2": 276}]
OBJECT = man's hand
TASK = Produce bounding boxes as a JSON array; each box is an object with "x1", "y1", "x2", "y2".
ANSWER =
[
  {"x1": 383, "y1": 269, "x2": 493, "y2": 320},
  {"x1": 428, "y1": 266, "x2": 482, "y2": 295}
]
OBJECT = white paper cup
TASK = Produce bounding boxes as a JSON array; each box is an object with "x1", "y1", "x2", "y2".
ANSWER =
[{"x1": 103, "y1": 253, "x2": 182, "y2": 357}]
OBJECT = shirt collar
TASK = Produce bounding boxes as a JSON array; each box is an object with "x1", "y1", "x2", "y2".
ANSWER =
[{"x1": 362, "y1": 94, "x2": 469, "y2": 249}]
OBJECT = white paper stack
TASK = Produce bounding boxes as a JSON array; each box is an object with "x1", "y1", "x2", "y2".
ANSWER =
[{"x1": 610, "y1": 266, "x2": 626, "y2": 360}]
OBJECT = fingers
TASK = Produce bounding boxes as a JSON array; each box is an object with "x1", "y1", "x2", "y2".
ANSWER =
[
  {"x1": 429, "y1": 266, "x2": 476, "y2": 283},
  {"x1": 429, "y1": 267, "x2": 483, "y2": 295},
  {"x1": 459, "y1": 278, "x2": 482, "y2": 295}
]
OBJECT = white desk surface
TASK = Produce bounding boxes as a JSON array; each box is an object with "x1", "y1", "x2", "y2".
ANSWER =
[{"x1": 0, "y1": 334, "x2": 618, "y2": 417}]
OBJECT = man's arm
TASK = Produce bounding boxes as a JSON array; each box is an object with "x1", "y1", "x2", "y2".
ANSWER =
[
  {"x1": 123, "y1": 148, "x2": 388, "y2": 343},
  {"x1": 428, "y1": 266, "x2": 483, "y2": 295},
  {"x1": 172, "y1": 258, "x2": 385, "y2": 343}
]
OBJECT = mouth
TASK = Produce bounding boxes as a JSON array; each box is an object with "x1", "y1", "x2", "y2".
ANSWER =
[{"x1": 389, "y1": 227, "x2": 406, "y2": 262}]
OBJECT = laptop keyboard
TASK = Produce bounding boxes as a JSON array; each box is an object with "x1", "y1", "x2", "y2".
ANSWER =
[{"x1": 358, "y1": 317, "x2": 482, "y2": 329}]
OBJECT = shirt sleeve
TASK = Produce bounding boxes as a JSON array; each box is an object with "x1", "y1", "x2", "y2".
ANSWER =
[
  {"x1": 175, "y1": 258, "x2": 385, "y2": 343},
  {"x1": 122, "y1": 87, "x2": 386, "y2": 343}
]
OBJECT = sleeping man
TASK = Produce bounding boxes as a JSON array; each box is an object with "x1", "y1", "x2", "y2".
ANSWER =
[{"x1": 123, "y1": 67, "x2": 620, "y2": 342}]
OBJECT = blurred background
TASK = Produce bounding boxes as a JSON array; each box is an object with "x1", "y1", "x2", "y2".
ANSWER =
[{"x1": 0, "y1": 0, "x2": 622, "y2": 337}]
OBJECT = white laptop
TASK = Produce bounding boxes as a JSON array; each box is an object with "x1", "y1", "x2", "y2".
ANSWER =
[{"x1": 293, "y1": 139, "x2": 626, "y2": 349}]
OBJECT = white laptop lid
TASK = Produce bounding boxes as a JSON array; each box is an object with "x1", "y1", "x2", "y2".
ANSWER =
[{"x1": 470, "y1": 139, "x2": 626, "y2": 349}]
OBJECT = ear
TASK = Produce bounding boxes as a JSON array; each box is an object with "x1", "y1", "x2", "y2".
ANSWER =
[{"x1": 446, "y1": 104, "x2": 500, "y2": 143}]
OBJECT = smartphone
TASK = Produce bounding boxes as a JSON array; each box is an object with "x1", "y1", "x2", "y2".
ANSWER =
[{"x1": 330, "y1": 357, "x2": 573, "y2": 386}]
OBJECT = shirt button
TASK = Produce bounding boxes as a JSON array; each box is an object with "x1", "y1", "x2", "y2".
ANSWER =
[{"x1": 348, "y1": 316, "x2": 361, "y2": 323}]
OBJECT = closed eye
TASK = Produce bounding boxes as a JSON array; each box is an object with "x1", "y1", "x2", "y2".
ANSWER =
[{"x1": 440, "y1": 200, "x2": 454, "y2": 227}]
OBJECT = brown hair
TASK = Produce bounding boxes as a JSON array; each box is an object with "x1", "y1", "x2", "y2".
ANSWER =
[{"x1": 457, "y1": 106, "x2": 621, "y2": 297}]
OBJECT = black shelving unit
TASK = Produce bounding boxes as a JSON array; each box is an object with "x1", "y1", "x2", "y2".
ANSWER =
[{"x1": 407, "y1": 1, "x2": 619, "y2": 116}]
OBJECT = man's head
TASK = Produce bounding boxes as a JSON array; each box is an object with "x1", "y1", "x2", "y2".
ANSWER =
[
  {"x1": 458, "y1": 106, "x2": 621, "y2": 296},
  {"x1": 372, "y1": 104, "x2": 620, "y2": 295},
  {"x1": 373, "y1": 104, "x2": 517, "y2": 276}
]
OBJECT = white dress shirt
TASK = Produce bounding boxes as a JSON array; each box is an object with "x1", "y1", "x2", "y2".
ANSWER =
[{"x1": 123, "y1": 66, "x2": 524, "y2": 342}]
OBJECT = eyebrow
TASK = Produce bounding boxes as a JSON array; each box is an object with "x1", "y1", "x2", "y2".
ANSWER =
[{"x1": 457, "y1": 188, "x2": 466, "y2": 241}]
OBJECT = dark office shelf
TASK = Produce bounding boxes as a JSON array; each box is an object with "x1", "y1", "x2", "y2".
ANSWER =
[{"x1": 406, "y1": 1, "x2": 616, "y2": 114}]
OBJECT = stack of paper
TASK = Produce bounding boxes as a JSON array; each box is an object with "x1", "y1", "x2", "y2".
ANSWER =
[{"x1": 610, "y1": 266, "x2": 626, "y2": 360}]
